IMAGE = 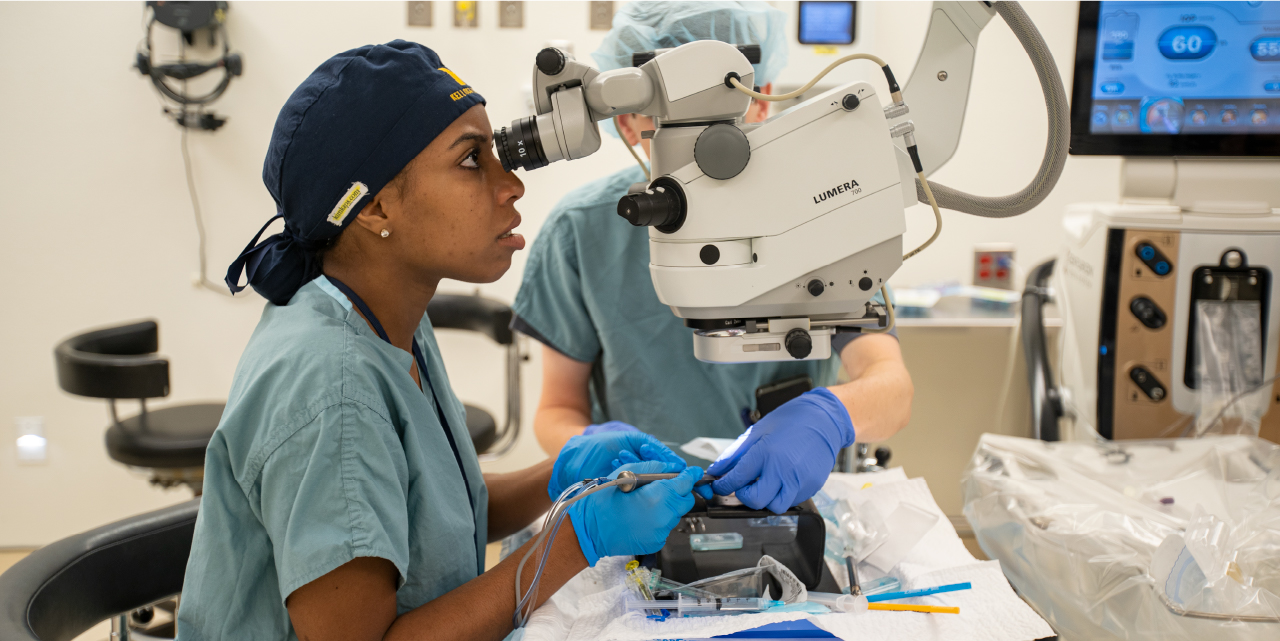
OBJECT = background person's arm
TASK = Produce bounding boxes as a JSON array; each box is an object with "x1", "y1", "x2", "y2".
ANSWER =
[
  {"x1": 484, "y1": 458, "x2": 555, "y2": 542},
  {"x1": 533, "y1": 344, "x2": 594, "y2": 456},
  {"x1": 829, "y1": 334, "x2": 914, "y2": 442}
]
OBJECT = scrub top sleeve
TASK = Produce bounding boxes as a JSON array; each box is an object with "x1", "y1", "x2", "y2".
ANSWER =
[
  {"x1": 831, "y1": 288, "x2": 899, "y2": 355},
  {"x1": 512, "y1": 214, "x2": 601, "y2": 363},
  {"x1": 258, "y1": 401, "x2": 411, "y2": 603}
]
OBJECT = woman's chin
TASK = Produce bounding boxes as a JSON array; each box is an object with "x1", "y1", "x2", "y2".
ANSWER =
[{"x1": 456, "y1": 256, "x2": 513, "y2": 284}]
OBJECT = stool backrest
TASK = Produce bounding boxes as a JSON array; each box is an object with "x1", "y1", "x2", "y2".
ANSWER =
[
  {"x1": 0, "y1": 499, "x2": 199, "y2": 641},
  {"x1": 54, "y1": 320, "x2": 169, "y2": 400},
  {"x1": 427, "y1": 294, "x2": 514, "y2": 345}
]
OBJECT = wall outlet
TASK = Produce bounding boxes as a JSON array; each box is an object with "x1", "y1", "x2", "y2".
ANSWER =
[
  {"x1": 498, "y1": 1, "x2": 523, "y2": 28},
  {"x1": 974, "y1": 244, "x2": 1016, "y2": 290},
  {"x1": 16, "y1": 416, "x2": 46, "y2": 463},
  {"x1": 589, "y1": 1, "x2": 614, "y2": 30},
  {"x1": 407, "y1": 1, "x2": 432, "y2": 27}
]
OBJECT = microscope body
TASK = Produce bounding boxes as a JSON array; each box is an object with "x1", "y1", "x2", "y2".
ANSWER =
[{"x1": 500, "y1": 41, "x2": 915, "y2": 363}]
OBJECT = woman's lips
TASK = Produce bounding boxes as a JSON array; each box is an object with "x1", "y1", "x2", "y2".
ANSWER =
[
  {"x1": 497, "y1": 216, "x2": 525, "y2": 250},
  {"x1": 496, "y1": 232, "x2": 526, "y2": 250}
]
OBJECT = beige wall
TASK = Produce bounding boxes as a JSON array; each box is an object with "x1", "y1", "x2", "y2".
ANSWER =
[
  {"x1": 889, "y1": 323, "x2": 1061, "y2": 522},
  {"x1": 0, "y1": 1, "x2": 1117, "y2": 547}
]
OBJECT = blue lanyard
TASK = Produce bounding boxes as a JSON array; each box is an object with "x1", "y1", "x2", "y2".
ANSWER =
[{"x1": 324, "y1": 276, "x2": 479, "y2": 563}]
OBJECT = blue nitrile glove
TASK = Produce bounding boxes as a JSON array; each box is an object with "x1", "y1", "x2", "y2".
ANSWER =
[
  {"x1": 707, "y1": 388, "x2": 855, "y2": 514},
  {"x1": 582, "y1": 420, "x2": 641, "y2": 436},
  {"x1": 568, "y1": 461, "x2": 702, "y2": 566},
  {"x1": 550, "y1": 430, "x2": 685, "y2": 499}
]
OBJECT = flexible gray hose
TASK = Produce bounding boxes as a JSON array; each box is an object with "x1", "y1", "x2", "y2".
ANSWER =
[{"x1": 916, "y1": 1, "x2": 1070, "y2": 218}]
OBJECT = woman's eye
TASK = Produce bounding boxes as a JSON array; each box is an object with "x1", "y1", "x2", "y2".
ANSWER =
[{"x1": 461, "y1": 150, "x2": 480, "y2": 168}]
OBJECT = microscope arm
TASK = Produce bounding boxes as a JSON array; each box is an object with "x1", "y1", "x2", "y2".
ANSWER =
[{"x1": 896, "y1": 1, "x2": 995, "y2": 177}]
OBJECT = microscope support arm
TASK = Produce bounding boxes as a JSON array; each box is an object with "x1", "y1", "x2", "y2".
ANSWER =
[{"x1": 897, "y1": 1, "x2": 995, "y2": 177}]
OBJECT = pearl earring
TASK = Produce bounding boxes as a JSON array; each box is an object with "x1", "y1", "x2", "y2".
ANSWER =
[{"x1": 380, "y1": 229, "x2": 390, "y2": 238}]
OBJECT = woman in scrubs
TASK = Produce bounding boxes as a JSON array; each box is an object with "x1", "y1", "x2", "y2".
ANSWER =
[{"x1": 177, "y1": 41, "x2": 703, "y2": 641}]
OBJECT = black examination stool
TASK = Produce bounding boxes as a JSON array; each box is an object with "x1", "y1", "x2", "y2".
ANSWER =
[
  {"x1": 54, "y1": 320, "x2": 223, "y2": 494},
  {"x1": 427, "y1": 293, "x2": 524, "y2": 459},
  {"x1": 0, "y1": 499, "x2": 199, "y2": 641}
]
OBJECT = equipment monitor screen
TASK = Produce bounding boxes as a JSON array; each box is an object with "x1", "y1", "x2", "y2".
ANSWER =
[
  {"x1": 798, "y1": 2, "x2": 857, "y2": 46},
  {"x1": 1070, "y1": 1, "x2": 1280, "y2": 155}
]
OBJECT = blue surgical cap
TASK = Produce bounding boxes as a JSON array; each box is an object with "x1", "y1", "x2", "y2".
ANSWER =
[
  {"x1": 225, "y1": 40, "x2": 485, "y2": 306},
  {"x1": 593, "y1": 1, "x2": 788, "y2": 84}
]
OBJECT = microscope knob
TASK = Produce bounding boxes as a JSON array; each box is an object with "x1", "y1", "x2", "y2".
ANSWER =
[
  {"x1": 784, "y1": 328, "x2": 813, "y2": 359},
  {"x1": 806, "y1": 279, "x2": 825, "y2": 297},
  {"x1": 616, "y1": 177, "x2": 687, "y2": 233},
  {"x1": 536, "y1": 47, "x2": 567, "y2": 76},
  {"x1": 694, "y1": 124, "x2": 751, "y2": 180}
]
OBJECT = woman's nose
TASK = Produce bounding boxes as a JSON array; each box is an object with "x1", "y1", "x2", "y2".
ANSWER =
[{"x1": 496, "y1": 163, "x2": 525, "y2": 204}]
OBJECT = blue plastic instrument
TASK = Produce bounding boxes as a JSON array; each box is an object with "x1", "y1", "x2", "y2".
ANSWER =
[{"x1": 865, "y1": 581, "x2": 972, "y2": 603}]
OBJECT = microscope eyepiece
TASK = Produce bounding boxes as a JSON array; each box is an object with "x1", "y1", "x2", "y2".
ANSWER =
[
  {"x1": 617, "y1": 177, "x2": 687, "y2": 233},
  {"x1": 494, "y1": 115, "x2": 549, "y2": 172}
]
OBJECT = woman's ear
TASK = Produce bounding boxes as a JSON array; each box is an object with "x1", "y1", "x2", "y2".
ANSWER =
[{"x1": 350, "y1": 191, "x2": 393, "y2": 237}]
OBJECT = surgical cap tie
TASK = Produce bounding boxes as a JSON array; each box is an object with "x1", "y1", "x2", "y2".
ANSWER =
[{"x1": 224, "y1": 214, "x2": 324, "y2": 306}]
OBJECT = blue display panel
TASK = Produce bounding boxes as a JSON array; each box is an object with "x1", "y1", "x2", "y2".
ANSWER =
[
  {"x1": 1089, "y1": 1, "x2": 1280, "y2": 135},
  {"x1": 798, "y1": 2, "x2": 856, "y2": 45}
]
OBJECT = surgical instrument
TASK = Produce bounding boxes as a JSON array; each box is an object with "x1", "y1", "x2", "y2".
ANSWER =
[
  {"x1": 614, "y1": 470, "x2": 716, "y2": 492},
  {"x1": 866, "y1": 581, "x2": 972, "y2": 603},
  {"x1": 844, "y1": 555, "x2": 859, "y2": 596}
]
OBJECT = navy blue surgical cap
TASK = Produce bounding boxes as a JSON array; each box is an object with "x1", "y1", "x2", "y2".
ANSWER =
[{"x1": 226, "y1": 40, "x2": 485, "y2": 305}]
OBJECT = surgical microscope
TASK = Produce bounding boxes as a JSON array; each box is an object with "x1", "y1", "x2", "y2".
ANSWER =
[
  {"x1": 503, "y1": 1, "x2": 1071, "y2": 623},
  {"x1": 495, "y1": 0, "x2": 1068, "y2": 365}
]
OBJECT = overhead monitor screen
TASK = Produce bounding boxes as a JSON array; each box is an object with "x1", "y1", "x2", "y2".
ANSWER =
[
  {"x1": 798, "y1": 1, "x2": 856, "y2": 46},
  {"x1": 1087, "y1": 1, "x2": 1280, "y2": 136}
]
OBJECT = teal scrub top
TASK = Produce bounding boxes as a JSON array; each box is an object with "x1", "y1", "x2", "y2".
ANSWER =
[
  {"x1": 176, "y1": 277, "x2": 487, "y2": 640},
  {"x1": 514, "y1": 165, "x2": 888, "y2": 455}
]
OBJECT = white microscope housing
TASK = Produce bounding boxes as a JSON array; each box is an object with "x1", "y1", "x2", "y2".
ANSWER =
[
  {"x1": 495, "y1": 2, "x2": 1063, "y2": 364},
  {"x1": 497, "y1": 40, "x2": 916, "y2": 363}
]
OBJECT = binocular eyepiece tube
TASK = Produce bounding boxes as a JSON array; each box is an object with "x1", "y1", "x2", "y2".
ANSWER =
[{"x1": 494, "y1": 115, "x2": 549, "y2": 173}]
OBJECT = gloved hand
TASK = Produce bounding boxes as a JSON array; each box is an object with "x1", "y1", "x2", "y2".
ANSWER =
[
  {"x1": 568, "y1": 460, "x2": 702, "y2": 566},
  {"x1": 550, "y1": 430, "x2": 685, "y2": 499},
  {"x1": 707, "y1": 388, "x2": 855, "y2": 514},
  {"x1": 582, "y1": 420, "x2": 641, "y2": 436}
]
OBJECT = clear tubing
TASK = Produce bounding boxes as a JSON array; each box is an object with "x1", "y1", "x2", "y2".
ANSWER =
[{"x1": 513, "y1": 477, "x2": 623, "y2": 628}]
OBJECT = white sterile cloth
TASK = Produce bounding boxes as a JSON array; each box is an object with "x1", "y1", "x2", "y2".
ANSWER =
[
  {"x1": 520, "y1": 470, "x2": 1054, "y2": 641},
  {"x1": 679, "y1": 437, "x2": 738, "y2": 462}
]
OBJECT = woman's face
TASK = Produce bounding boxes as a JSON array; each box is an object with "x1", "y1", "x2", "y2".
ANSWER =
[{"x1": 374, "y1": 104, "x2": 526, "y2": 284}]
